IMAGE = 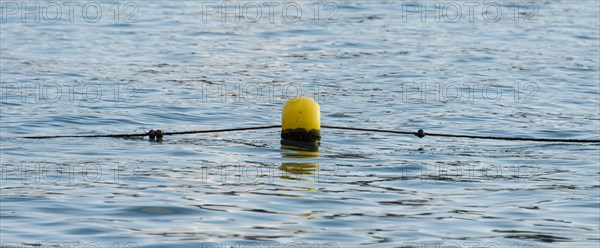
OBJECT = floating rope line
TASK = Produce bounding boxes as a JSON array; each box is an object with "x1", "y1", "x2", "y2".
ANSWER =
[
  {"x1": 20, "y1": 125, "x2": 600, "y2": 143},
  {"x1": 321, "y1": 126, "x2": 600, "y2": 143},
  {"x1": 21, "y1": 125, "x2": 282, "y2": 140}
]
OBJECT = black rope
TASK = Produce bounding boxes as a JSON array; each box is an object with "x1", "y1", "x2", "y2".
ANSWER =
[
  {"x1": 165, "y1": 125, "x2": 282, "y2": 135},
  {"x1": 20, "y1": 125, "x2": 600, "y2": 143},
  {"x1": 22, "y1": 133, "x2": 148, "y2": 139},
  {"x1": 321, "y1": 126, "x2": 600, "y2": 143},
  {"x1": 321, "y1": 125, "x2": 415, "y2": 135},
  {"x1": 22, "y1": 125, "x2": 282, "y2": 139}
]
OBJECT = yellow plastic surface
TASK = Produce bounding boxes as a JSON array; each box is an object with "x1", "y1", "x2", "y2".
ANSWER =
[{"x1": 282, "y1": 97, "x2": 321, "y2": 132}]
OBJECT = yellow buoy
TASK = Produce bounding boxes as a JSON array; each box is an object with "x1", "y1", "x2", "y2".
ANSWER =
[{"x1": 281, "y1": 96, "x2": 320, "y2": 142}]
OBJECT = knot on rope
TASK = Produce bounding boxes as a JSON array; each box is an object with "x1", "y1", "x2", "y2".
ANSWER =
[
  {"x1": 416, "y1": 129, "x2": 425, "y2": 138},
  {"x1": 148, "y1": 130, "x2": 156, "y2": 139},
  {"x1": 147, "y1": 129, "x2": 164, "y2": 141}
]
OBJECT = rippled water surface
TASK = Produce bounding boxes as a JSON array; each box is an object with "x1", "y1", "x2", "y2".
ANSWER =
[{"x1": 1, "y1": 1, "x2": 599, "y2": 247}]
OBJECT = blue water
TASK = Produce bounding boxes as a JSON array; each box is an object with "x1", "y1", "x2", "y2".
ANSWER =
[{"x1": 1, "y1": 1, "x2": 599, "y2": 247}]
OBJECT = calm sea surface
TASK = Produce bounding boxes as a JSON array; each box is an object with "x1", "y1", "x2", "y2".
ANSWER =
[{"x1": 1, "y1": 1, "x2": 599, "y2": 247}]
